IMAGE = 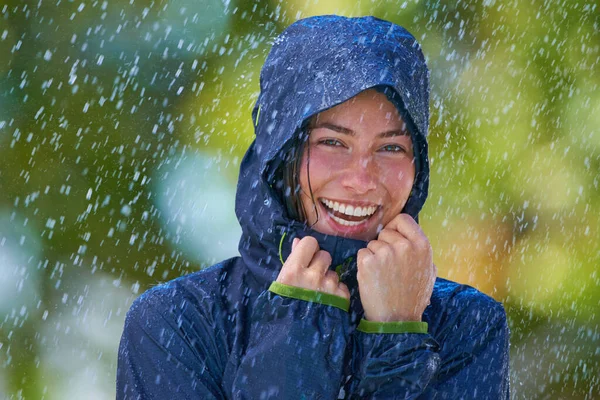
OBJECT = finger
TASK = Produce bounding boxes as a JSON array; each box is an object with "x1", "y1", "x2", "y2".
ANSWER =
[
  {"x1": 292, "y1": 237, "x2": 300, "y2": 251},
  {"x1": 376, "y1": 228, "x2": 406, "y2": 244},
  {"x1": 320, "y1": 271, "x2": 349, "y2": 301},
  {"x1": 321, "y1": 270, "x2": 341, "y2": 292},
  {"x1": 337, "y1": 281, "x2": 350, "y2": 300},
  {"x1": 357, "y1": 247, "x2": 374, "y2": 258},
  {"x1": 308, "y1": 249, "x2": 332, "y2": 274},
  {"x1": 356, "y1": 247, "x2": 373, "y2": 267},
  {"x1": 324, "y1": 269, "x2": 340, "y2": 281},
  {"x1": 286, "y1": 236, "x2": 319, "y2": 268},
  {"x1": 366, "y1": 239, "x2": 387, "y2": 254},
  {"x1": 384, "y1": 214, "x2": 426, "y2": 242}
]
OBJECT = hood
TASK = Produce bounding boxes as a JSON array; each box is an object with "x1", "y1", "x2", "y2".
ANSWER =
[{"x1": 235, "y1": 15, "x2": 430, "y2": 284}]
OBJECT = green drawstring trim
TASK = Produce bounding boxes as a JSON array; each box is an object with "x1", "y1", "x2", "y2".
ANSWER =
[
  {"x1": 278, "y1": 231, "x2": 287, "y2": 265},
  {"x1": 255, "y1": 105, "x2": 261, "y2": 126},
  {"x1": 335, "y1": 256, "x2": 353, "y2": 279}
]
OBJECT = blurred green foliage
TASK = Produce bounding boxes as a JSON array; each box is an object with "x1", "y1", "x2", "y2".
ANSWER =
[{"x1": 0, "y1": 0, "x2": 598, "y2": 398}]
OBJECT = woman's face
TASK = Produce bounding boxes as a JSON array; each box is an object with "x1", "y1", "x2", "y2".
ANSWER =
[{"x1": 299, "y1": 89, "x2": 415, "y2": 242}]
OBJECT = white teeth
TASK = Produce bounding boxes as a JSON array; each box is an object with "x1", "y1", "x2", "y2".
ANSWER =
[
  {"x1": 331, "y1": 214, "x2": 363, "y2": 226},
  {"x1": 345, "y1": 205, "x2": 354, "y2": 216},
  {"x1": 320, "y1": 199, "x2": 378, "y2": 219}
]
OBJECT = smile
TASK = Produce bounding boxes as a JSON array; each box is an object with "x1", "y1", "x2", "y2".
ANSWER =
[{"x1": 319, "y1": 198, "x2": 379, "y2": 226}]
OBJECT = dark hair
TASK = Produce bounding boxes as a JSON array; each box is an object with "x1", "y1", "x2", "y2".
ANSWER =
[{"x1": 278, "y1": 128, "x2": 319, "y2": 226}]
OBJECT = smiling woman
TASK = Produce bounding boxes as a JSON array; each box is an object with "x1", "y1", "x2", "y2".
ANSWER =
[{"x1": 117, "y1": 15, "x2": 509, "y2": 399}]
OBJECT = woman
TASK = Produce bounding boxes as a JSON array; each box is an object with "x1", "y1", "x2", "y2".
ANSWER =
[{"x1": 117, "y1": 15, "x2": 510, "y2": 399}]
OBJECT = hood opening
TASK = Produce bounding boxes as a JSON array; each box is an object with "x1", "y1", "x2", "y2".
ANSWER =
[{"x1": 264, "y1": 84, "x2": 428, "y2": 225}]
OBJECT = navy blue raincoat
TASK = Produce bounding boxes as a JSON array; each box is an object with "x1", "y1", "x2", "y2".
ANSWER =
[{"x1": 117, "y1": 16, "x2": 510, "y2": 399}]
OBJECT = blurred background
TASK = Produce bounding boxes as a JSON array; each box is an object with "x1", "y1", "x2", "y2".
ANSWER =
[{"x1": 0, "y1": 0, "x2": 598, "y2": 398}]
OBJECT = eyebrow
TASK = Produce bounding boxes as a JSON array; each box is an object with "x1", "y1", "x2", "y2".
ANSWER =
[{"x1": 310, "y1": 122, "x2": 410, "y2": 138}]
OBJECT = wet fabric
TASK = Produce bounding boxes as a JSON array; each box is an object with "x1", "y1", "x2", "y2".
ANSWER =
[{"x1": 117, "y1": 15, "x2": 510, "y2": 399}]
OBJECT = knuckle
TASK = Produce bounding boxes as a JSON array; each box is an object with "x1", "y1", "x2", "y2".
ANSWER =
[
  {"x1": 416, "y1": 237, "x2": 431, "y2": 251},
  {"x1": 327, "y1": 270, "x2": 340, "y2": 282},
  {"x1": 309, "y1": 267, "x2": 325, "y2": 280},
  {"x1": 277, "y1": 270, "x2": 295, "y2": 285},
  {"x1": 396, "y1": 238, "x2": 411, "y2": 251},
  {"x1": 285, "y1": 269, "x2": 301, "y2": 282},
  {"x1": 379, "y1": 228, "x2": 394, "y2": 237},
  {"x1": 357, "y1": 249, "x2": 373, "y2": 265},
  {"x1": 398, "y1": 213, "x2": 412, "y2": 224},
  {"x1": 323, "y1": 279, "x2": 337, "y2": 292},
  {"x1": 377, "y1": 245, "x2": 393, "y2": 261}
]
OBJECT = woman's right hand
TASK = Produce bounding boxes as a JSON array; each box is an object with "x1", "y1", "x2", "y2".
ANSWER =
[{"x1": 276, "y1": 236, "x2": 350, "y2": 300}]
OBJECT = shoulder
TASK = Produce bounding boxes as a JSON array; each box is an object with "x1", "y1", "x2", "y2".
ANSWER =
[
  {"x1": 124, "y1": 257, "x2": 238, "y2": 328},
  {"x1": 428, "y1": 278, "x2": 507, "y2": 334},
  {"x1": 432, "y1": 277, "x2": 506, "y2": 314}
]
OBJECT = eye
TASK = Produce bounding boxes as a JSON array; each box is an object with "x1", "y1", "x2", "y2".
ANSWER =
[
  {"x1": 318, "y1": 138, "x2": 345, "y2": 147},
  {"x1": 380, "y1": 144, "x2": 406, "y2": 153}
]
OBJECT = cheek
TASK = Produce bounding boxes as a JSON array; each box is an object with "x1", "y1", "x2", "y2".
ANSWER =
[
  {"x1": 313, "y1": 147, "x2": 348, "y2": 170},
  {"x1": 299, "y1": 148, "x2": 339, "y2": 188},
  {"x1": 379, "y1": 161, "x2": 415, "y2": 196}
]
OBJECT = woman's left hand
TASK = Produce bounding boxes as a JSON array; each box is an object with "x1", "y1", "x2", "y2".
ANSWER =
[{"x1": 357, "y1": 213, "x2": 436, "y2": 322}]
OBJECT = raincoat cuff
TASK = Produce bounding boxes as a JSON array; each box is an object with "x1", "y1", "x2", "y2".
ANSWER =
[
  {"x1": 357, "y1": 319, "x2": 428, "y2": 334},
  {"x1": 268, "y1": 281, "x2": 350, "y2": 312}
]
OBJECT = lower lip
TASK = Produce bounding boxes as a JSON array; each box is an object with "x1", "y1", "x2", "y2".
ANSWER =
[{"x1": 319, "y1": 202, "x2": 378, "y2": 237}]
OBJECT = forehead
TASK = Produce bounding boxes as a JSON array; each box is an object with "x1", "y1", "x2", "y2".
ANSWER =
[
  {"x1": 310, "y1": 89, "x2": 406, "y2": 134},
  {"x1": 314, "y1": 89, "x2": 403, "y2": 124}
]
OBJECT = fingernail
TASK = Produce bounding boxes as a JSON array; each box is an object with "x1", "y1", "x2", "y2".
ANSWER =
[{"x1": 292, "y1": 237, "x2": 299, "y2": 251}]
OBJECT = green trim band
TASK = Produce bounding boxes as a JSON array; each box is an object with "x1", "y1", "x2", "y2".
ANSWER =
[
  {"x1": 269, "y1": 281, "x2": 350, "y2": 312},
  {"x1": 357, "y1": 319, "x2": 428, "y2": 334}
]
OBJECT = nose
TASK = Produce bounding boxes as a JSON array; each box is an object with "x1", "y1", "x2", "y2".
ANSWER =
[{"x1": 340, "y1": 154, "x2": 378, "y2": 194}]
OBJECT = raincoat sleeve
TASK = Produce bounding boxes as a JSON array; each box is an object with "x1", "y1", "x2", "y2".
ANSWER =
[
  {"x1": 348, "y1": 293, "x2": 510, "y2": 399},
  {"x1": 116, "y1": 288, "x2": 229, "y2": 400},
  {"x1": 231, "y1": 283, "x2": 351, "y2": 399}
]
